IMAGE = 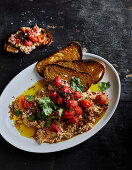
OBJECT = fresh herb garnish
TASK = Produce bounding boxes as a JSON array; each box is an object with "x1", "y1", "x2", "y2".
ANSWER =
[
  {"x1": 37, "y1": 112, "x2": 46, "y2": 121},
  {"x1": 14, "y1": 109, "x2": 19, "y2": 116},
  {"x1": 71, "y1": 76, "x2": 84, "y2": 92},
  {"x1": 38, "y1": 97, "x2": 58, "y2": 120},
  {"x1": 25, "y1": 95, "x2": 35, "y2": 101},
  {"x1": 99, "y1": 82, "x2": 110, "y2": 91},
  {"x1": 45, "y1": 119, "x2": 51, "y2": 128},
  {"x1": 39, "y1": 97, "x2": 50, "y2": 104},
  {"x1": 28, "y1": 115, "x2": 35, "y2": 120},
  {"x1": 58, "y1": 108, "x2": 63, "y2": 117}
]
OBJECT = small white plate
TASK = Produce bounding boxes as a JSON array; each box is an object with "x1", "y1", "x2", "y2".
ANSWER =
[{"x1": 0, "y1": 53, "x2": 121, "y2": 153}]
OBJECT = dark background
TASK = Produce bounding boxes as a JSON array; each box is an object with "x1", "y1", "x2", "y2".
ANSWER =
[{"x1": 0, "y1": 0, "x2": 131, "y2": 169}]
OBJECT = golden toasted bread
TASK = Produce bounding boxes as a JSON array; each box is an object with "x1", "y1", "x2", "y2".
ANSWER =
[
  {"x1": 56, "y1": 60, "x2": 105, "y2": 84},
  {"x1": 4, "y1": 26, "x2": 52, "y2": 54},
  {"x1": 44, "y1": 64, "x2": 93, "y2": 91},
  {"x1": 36, "y1": 42, "x2": 82, "y2": 77}
]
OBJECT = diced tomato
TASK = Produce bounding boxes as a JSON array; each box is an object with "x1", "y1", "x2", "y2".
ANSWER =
[
  {"x1": 15, "y1": 38, "x2": 20, "y2": 44},
  {"x1": 74, "y1": 91, "x2": 81, "y2": 99},
  {"x1": 66, "y1": 100, "x2": 78, "y2": 109},
  {"x1": 28, "y1": 32, "x2": 38, "y2": 42},
  {"x1": 60, "y1": 85, "x2": 70, "y2": 93},
  {"x1": 24, "y1": 40, "x2": 32, "y2": 46},
  {"x1": 95, "y1": 94, "x2": 107, "y2": 104},
  {"x1": 23, "y1": 100, "x2": 32, "y2": 108},
  {"x1": 38, "y1": 34, "x2": 47, "y2": 44},
  {"x1": 50, "y1": 123, "x2": 61, "y2": 132},
  {"x1": 63, "y1": 110, "x2": 75, "y2": 119},
  {"x1": 18, "y1": 95, "x2": 26, "y2": 109},
  {"x1": 21, "y1": 27, "x2": 25, "y2": 32},
  {"x1": 33, "y1": 26, "x2": 39, "y2": 32},
  {"x1": 68, "y1": 116, "x2": 79, "y2": 124},
  {"x1": 75, "y1": 106, "x2": 82, "y2": 116},
  {"x1": 54, "y1": 76, "x2": 62, "y2": 87},
  {"x1": 49, "y1": 90, "x2": 58, "y2": 100},
  {"x1": 56, "y1": 97, "x2": 63, "y2": 105},
  {"x1": 81, "y1": 99, "x2": 92, "y2": 108}
]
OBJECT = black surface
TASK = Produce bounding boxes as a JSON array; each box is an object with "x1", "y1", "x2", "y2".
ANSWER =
[{"x1": 0, "y1": 0, "x2": 131, "y2": 169}]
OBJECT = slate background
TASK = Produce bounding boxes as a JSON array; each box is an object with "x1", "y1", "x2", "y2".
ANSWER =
[{"x1": 0, "y1": 0, "x2": 131, "y2": 169}]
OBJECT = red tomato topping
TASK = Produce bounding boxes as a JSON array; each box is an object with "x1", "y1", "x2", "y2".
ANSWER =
[
  {"x1": 24, "y1": 40, "x2": 32, "y2": 46},
  {"x1": 60, "y1": 85, "x2": 70, "y2": 93},
  {"x1": 21, "y1": 27, "x2": 25, "y2": 32},
  {"x1": 63, "y1": 110, "x2": 75, "y2": 119},
  {"x1": 56, "y1": 97, "x2": 63, "y2": 105},
  {"x1": 38, "y1": 34, "x2": 47, "y2": 44},
  {"x1": 81, "y1": 99, "x2": 92, "y2": 108},
  {"x1": 28, "y1": 32, "x2": 38, "y2": 42},
  {"x1": 15, "y1": 38, "x2": 20, "y2": 44},
  {"x1": 66, "y1": 100, "x2": 78, "y2": 109},
  {"x1": 74, "y1": 91, "x2": 81, "y2": 99},
  {"x1": 54, "y1": 76, "x2": 62, "y2": 87},
  {"x1": 33, "y1": 26, "x2": 39, "y2": 32},
  {"x1": 23, "y1": 100, "x2": 32, "y2": 108},
  {"x1": 95, "y1": 94, "x2": 107, "y2": 104},
  {"x1": 75, "y1": 106, "x2": 83, "y2": 116},
  {"x1": 49, "y1": 90, "x2": 58, "y2": 100},
  {"x1": 50, "y1": 123, "x2": 61, "y2": 133}
]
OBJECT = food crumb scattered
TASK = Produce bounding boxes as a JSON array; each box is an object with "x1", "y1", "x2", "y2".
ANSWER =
[
  {"x1": 126, "y1": 74, "x2": 132, "y2": 78},
  {"x1": 112, "y1": 64, "x2": 118, "y2": 67}
]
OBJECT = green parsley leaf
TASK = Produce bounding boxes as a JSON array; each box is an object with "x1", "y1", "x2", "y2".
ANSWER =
[
  {"x1": 50, "y1": 102, "x2": 58, "y2": 109},
  {"x1": 99, "y1": 81, "x2": 111, "y2": 91},
  {"x1": 37, "y1": 112, "x2": 46, "y2": 121},
  {"x1": 28, "y1": 115, "x2": 35, "y2": 120},
  {"x1": 39, "y1": 97, "x2": 50, "y2": 104},
  {"x1": 43, "y1": 107, "x2": 53, "y2": 116},
  {"x1": 58, "y1": 108, "x2": 63, "y2": 117},
  {"x1": 14, "y1": 109, "x2": 19, "y2": 116},
  {"x1": 25, "y1": 95, "x2": 35, "y2": 101},
  {"x1": 71, "y1": 76, "x2": 84, "y2": 92},
  {"x1": 45, "y1": 119, "x2": 51, "y2": 128}
]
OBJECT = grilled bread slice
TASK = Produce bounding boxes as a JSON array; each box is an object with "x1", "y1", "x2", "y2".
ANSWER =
[
  {"x1": 44, "y1": 64, "x2": 93, "y2": 91},
  {"x1": 36, "y1": 42, "x2": 82, "y2": 77},
  {"x1": 56, "y1": 60, "x2": 105, "y2": 84},
  {"x1": 5, "y1": 26, "x2": 52, "y2": 54}
]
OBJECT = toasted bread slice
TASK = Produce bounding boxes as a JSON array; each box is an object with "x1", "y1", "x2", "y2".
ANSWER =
[
  {"x1": 44, "y1": 64, "x2": 93, "y2": 91},
  {"x1": 5, "y1": 26, "x2": 52, "y2": 54},
  {"x1": 56, "y1": 60, "x2": 105, "y2": 84},
  {"x1": 36, "y1": 42, "x2": 82, "y2": 77},
  {"x1": 4, "y1": 42, "x2": 19, "y2": 53}
]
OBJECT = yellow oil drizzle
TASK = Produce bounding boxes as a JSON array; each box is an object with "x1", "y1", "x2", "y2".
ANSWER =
[
  {"x1": 13, "y1": 79, "x2": 46, "y2": 139},
  {"x1": 89, "y1": 82, "x2": 99, "y2": 92}
]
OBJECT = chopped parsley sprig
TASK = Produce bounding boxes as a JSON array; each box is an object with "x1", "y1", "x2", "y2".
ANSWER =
[
  {"x1": 99, "y1": 82, "x2": 110, "y2": 91},
  {"x1": 71, "y1": 76, "x2": 84, "y2": 92}
]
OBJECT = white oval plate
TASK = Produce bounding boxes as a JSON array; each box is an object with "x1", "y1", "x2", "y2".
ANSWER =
[{"x1": 0, "y1": 53, "x2": 121, "y2": 153}]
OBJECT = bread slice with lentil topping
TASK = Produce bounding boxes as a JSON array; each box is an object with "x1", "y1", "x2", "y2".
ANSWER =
[{"x1": 4, "y1": 26, "x2": 52, "y2": 54}]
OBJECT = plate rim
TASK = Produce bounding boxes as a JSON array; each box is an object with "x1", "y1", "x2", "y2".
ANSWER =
[{"x1": 0, "y1": 52, "x2": 121, "y2": 153}]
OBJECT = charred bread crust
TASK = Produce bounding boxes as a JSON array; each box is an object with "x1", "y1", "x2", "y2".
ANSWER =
[
  {"x1": 44, "y1": 63, "x2": 93, "y2": 91},
  {"x1": 36, "y1": 41, "x2": 82, "y2": 77},
  {"x1": 56, "y1": 60, "x2": 105, "y2": 84},
  {"x1": 4, "y1": 26, "x2": 52, "y2": 54}
]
